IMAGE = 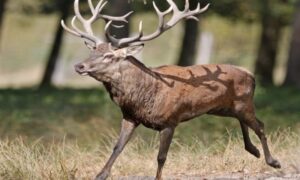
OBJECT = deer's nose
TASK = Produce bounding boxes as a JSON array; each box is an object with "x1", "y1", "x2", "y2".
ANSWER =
[{"x1": 75, "y1": 63, "x2": 88, "y2": 74}]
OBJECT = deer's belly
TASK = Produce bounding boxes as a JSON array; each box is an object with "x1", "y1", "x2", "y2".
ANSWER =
[
  {"x1": 137, "y1": 107, "x2": 209, "y2": 130},
  {"x1": 134, "y1": 111, "x2": 177, "y2": 130},
  {"x1": 123, "y1": 87, "x2": 229, "y2": 130},
  {"x1": 133, "y1": 104, "x2": 209, "y2": 130}
]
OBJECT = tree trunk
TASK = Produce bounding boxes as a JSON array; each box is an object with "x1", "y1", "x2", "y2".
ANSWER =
[
  {"x1": 255, "y1": 0, "x2": 282, "y2": 86},
  {"x1": 177, "y1": 0, "x2": 200, "y2": 66},
  {"x1": 109, "y1": 0, "x2": 131, "y2": 38},
  {"x1": 284, "y1": 1, "x2": 300, "y2": 88},
  {"x1": 0, "y1": 0, "x2": 7, "y2": 44},
  {"x1": 39, "y1": 0, "x2": 71, "y2": 89}
]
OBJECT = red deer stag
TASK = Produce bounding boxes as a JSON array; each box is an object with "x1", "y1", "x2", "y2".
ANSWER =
[{"x1": 62, "y1": 0, "x2": 281, "y2": 179}]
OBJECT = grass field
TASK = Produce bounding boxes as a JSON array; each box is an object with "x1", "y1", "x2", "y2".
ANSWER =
[
  {"x1": 0, "y1": 130, "x2": 299, "y2": 179},
  {"x1": 0, "y1": 86, "x2": 299, "y2": 179}
]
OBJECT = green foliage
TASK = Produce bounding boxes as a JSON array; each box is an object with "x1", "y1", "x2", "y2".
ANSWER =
[
  {"x1": 212, "y1": 0, "x2": 296, "y2": 24},
  {"x1": 7, "y1": 0, "x2": 44, "y2": 14},
  {"x1": 7, "y1": 0, "x2": 73, "y2": 14},
  {"x1": 128, "y1": 0, "x2": 296, "y2": 24}
]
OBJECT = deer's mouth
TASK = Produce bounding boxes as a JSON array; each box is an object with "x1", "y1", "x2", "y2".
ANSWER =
[{"x1": 80, "y1": 72, "x2": 89, "y2": 76}]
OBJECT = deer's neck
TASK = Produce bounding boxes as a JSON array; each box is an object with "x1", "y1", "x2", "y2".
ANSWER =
[{"x1": 103, "y1": 57, "x2": 159, "y2": 112}]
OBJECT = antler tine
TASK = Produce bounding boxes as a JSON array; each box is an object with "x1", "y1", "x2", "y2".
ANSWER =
[
  {"x1": 71, "y1": 17, "x2": 98, "y2": 42},
  {"x1": 149, "y1": 0, "x2": 206, "y2": 40},
  {"x1": 107, "y1": 0, "x2": 209, "y2": 48},
  {"x1": 194, "y1": 3, "x2": 210, "y2": 14},
  {"x1": 99, "y1": 11, "x2": 134, "y2": 23},
  {"x1": 153, "y1": 1, "x2": 172, "y2": 27},
  {"x1": 184, "y1": 0, "x2": 190, "y2": 12},
  {"x1": 97, "y1": 0, "x2": 108, "y2": 15},
  {"x1": 64, "y1": 0, "x2": 103, "y2": 47},
  {"x1": 104, "y1": 21, "x2": 116, "y2": 43},
  {"x1": 105, "y1": 20, "x2": 143, "y2": 47},
  {"x1": 187, "y1": 3, "x2": 210, "y2": 21},
  {"x1": 62, "y1": 0, "x2": 136, "y2": 49},
  {"x1": 105, "y1": 21, "x2": 123, "y2": 46},
  {"x1": 61, "y1": 20, "x2": 80, "y2": 37},
  {"x1": 94, "y1": 0, "x2": 133, "y2": 23},
  {"x1": 139, "y1": 1, "x2": 173, "y2": 41},
  {"x1": 119, "y1": 21, "x2": 143, "y2": 46},
  {"x1": 74, "y1": 0, "x2": 86, "y2": 25},
  {"x1": 166, "y1": 0, "x2": 179, "y2": 13},
  {"x1": 89, "y1": 0, "x2": 105, "y2": 24},
  {"x1": 74, "y1": 0, "x2": 102, "y2": 36},
  {"x1": 107, "y1": 1, "x2": 172, "y2": 47},
  {"x1": 87, "y1": 0, "x2": 95, "y2": 13},
  {"x1": 63, "y1": 0, "x2": 209, "y2": 49}
]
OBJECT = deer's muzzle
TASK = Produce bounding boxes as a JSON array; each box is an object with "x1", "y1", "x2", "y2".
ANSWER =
[{"x1": 75, "y1": 63, "x2": 89, "y2": 76}]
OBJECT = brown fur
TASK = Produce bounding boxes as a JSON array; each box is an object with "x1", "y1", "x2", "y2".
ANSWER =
[{"x1": 103, "y1": 57, "x2": 254, "y2": 130}]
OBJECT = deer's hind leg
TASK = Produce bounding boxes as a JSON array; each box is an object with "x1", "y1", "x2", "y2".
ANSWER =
[
  {"x1": 235, "y1": 101, "x2": 281, "y2": 169},
  {"x1": 238, "y1": 120, "x2": 261, "y2": 158},
  {"x1": 207, "y1": 108, "x2": 260, "y2": 158}
]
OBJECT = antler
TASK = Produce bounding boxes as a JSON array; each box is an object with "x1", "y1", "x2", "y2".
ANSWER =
[
  {"x1": 106, "y1": 0, "x2": 210, "y2": 48},
  {"x1": 61, "y1": 0, "x2": 133, "y2": 49}
]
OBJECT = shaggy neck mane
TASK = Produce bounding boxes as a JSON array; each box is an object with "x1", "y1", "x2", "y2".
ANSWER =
[{"x1": 103, "y1": 56, "x2": 160, "y2": 111}]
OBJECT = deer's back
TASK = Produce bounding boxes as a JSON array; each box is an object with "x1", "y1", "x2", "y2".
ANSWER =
[{"x1": 146, "y1": 64, "x2": 255, "y2": 127}]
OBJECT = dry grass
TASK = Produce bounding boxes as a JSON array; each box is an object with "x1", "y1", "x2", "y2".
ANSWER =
[{"x1": 0, "y1": 130, "x2": 299, "y2": 180}]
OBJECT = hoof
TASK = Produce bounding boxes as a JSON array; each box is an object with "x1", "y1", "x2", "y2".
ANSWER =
[{"x1": 267, "y1": 159, "x2": 281, "y2": 169}]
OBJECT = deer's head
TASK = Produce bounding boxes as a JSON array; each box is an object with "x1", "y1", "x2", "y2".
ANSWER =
[
  {"x1": 73, "y1": 43, "x2": 143, "y2": 81},
  {"x1": 62, "y1": 0, "x2": 209, "y2": 82}
]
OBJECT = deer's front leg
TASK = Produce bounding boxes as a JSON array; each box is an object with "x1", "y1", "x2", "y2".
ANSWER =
[
  {"x1": 156, "y1": 127, "x2": 175, "y2": 180},
  {"x1": 95, "y1": 119, "x2": 138, "y2": 180}
]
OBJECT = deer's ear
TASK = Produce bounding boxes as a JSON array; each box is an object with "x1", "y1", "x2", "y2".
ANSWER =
[{"x1": 125, "y1": 44, "x2": 144, "y2": 56}]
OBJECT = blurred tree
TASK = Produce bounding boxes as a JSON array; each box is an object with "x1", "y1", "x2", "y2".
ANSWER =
[
  {"x1": 254, "y1": 0, "x2": 282, "y2": 86},
  {"x1": 40, "y1": 0, "x2": 72, "y2": 89},
  {"x1": 177, "y1": 0, "x2": 200, "y2": 66},
  {"x1": 0, "y1": 0, "x2": 8, "y2": 44},
  {"x1": 213, "y1": 0, "x2": 294, "y2": 86},
  {"x1": 284, "y1": 1, "x2": 300, "y2": 88},
  {"x1": 255, "y1": 0, "x2": 294, "y2": 86}
]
